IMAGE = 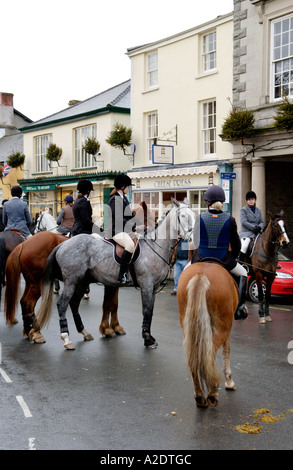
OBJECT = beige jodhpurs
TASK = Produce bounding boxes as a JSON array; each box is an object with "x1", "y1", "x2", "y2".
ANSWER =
[{"x1": 112, "y1": 232, "x2": 135, "y2": 253}]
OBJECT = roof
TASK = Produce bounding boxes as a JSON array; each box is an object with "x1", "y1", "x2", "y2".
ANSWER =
[
  {"x1": 20, "y1": 79, "x2": 131, "y2": 133},
  {"x1": 0, "y1": 133, "x2": 23, "y2": 160}
]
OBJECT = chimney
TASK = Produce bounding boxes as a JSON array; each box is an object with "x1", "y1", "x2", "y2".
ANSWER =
[{"x1": 0, "y1": 92, "x2": 16, "y2": 138}]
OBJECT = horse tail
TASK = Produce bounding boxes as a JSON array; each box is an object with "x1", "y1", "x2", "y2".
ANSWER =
[
  {"x1": 183, "y1": 274, "x2": 219, "y2": 395},
  {"x1": 37, "y1": 246, "x2": 61, "y2": 329},
  {"x1": 4, "y1": 244, "x2": 23, "y2": 325}
]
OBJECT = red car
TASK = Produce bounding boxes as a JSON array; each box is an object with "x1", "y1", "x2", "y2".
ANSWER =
[{"x1": 247, "y1": 252, "x2": 293, "y2": 303}]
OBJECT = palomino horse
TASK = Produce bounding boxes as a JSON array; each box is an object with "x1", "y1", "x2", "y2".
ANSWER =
[
  {"x1": 177, "y1": 262, "x2": 238, "y2": 408},
  {"x1": 0, "y1": 229, "x2": 25, "y2": 302},
  {"x1": 249, "y1": 211, "x2": 289, "y2": 322},
  {"x1": 36, "y1": 198, "x2": 195, "y2": 350}
]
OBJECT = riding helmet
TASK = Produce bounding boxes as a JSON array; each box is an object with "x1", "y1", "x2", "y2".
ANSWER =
[
  {"x1": 64, "y1": 195, "x2": 73, "y2": 203},
  {"x1": 245, "y1": 190, "x2": 257, "y2": 200},
  {"x1": 77, "y1": 179, "x2": 94, "y2": 194},
  {"x1": 11, "y1": 185, "x2": 23, "y2": 198},
  {"x1": 205, "y1": 185, "x2": 225, "y2": 203},
  {"x1": 114, "y1": 174, "x2": 132, "y2": 189}
]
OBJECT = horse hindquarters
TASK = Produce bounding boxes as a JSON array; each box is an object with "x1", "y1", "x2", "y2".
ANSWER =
[{"x1": 179, "y1": 274, "x2": 220, "y2": 407}]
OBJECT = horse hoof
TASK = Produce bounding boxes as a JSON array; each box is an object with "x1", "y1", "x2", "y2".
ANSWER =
[
  {"x1": 195, "y1": 396, "x2": 209, "y2": 408},
  {"x1": 207, "y1": 396, "x2": 218, "y2": 407},
  {"x1": 265, "y1": 315, "x2": 272, "y2": 322},
  {"x1": 64, "y1": 342, "x2": 75, "y2": 350},
  {"x1": 28, "y1": 329, "x2": 46, "y2": 344},
  {"x1": 102, "y1": 328, "x2": 116, "y2": 338},
  {"x1": 225, "y1": 381, "x2": 236, "y2": 391},
  {"x1": 114, "y1": 326, "x2": 126, "y2": 336},
  {"x1": 81, "y1": 329, "x2": 94, "y2": 341}
]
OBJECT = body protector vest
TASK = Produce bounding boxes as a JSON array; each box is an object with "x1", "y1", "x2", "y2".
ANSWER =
[{"x1": 199, "y1": 211, "x2": 231, "y2": 259}]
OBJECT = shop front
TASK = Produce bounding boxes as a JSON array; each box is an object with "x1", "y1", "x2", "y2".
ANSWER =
[{"x1": 128, "y1": 163, "x2": 231, "y2": 222}]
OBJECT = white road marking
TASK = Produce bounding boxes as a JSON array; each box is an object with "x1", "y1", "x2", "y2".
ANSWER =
[
  {"x1": 16, "y1": 395, "x2": 33, "y2": 418},
  {"x1": 0, "y1": 367, "x2": 13, "y2": 383},
  {"x1": 29, "y1": 437, "x2": 36, "y2": 450}
]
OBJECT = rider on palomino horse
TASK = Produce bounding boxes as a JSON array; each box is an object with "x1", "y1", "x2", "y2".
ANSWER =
[{"x1": 191, "y1": 185, "x2": 248, "y2": 320}]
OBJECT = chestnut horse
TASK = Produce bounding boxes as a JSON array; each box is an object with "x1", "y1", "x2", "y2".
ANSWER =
[
  {"x1": 0, "y1": 229, "x2": 25, "y2": 302},
  {"x1": 250, "y1": 211, "x2": 289, "y2": 323},
  {"x1": 177, "y1": 262, "x2": 238, "y2": 408},
  {"x1": 4, "y1": 231, "x2": 123, "y2": 344}
]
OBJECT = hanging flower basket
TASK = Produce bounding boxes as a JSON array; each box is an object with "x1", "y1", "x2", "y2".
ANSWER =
[
  {"x1": 220, "y1": 106, "x2": 255, "y2": 141},
  {"x1": 273, "y1": 96, "x2": 293, "y2": 131},
  {"x1": 46, "y1": 143, "x2": 63, "y2": 162},
  {"x1": 83, "y1": 137, "x2": 101, "y2": 156},
  {"x1": 106, "y1": 123, "x2": 132, "y2": 152},
  {"x1": 7, "y1": 152, "x2": 25, "y2": 168}
]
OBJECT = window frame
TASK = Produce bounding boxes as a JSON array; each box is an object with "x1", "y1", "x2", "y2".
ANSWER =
[
  {"x1": 34, "y1": 134, "x2": 52, "y2": 173},
  {"x1": 271, "y1": 14, "x2": 293, "y2": 101},
  {"x1": 74, "y1": 124, "x2": 97, "y2": 168},
  {"x1": 146, "y1": 112, "x2": 158, "y2": 163},
  {"x1": 202, "y1": 100, "x2": 216, "y2": 157},
  {"x1": 146, "y1": 51, "x2": 158, "y2": 89},
  {"x1": 202, "y1": 31, "x2": 217, "y2": 72}
]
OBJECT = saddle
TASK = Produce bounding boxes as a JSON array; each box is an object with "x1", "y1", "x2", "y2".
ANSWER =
[
  {"x1": 103, "y1": 236, "x2": 141, "y2": 286},
  {"x1": 193, "y1": 256, "x2": 239, "y2": 292}
]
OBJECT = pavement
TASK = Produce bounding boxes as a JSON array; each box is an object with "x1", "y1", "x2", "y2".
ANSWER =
[{"x1": 0, "y1": 279, "x2": 293, "y2": 451}]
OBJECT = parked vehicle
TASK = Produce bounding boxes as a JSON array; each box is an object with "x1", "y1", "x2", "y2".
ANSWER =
[{"x1": 247, "y1": 252, "x2": 293, "y2": 303}]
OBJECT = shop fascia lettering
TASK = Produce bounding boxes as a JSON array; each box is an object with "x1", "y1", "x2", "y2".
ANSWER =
[{"x1": 154, "y1": 178, "x2": 192, "y2": 188}]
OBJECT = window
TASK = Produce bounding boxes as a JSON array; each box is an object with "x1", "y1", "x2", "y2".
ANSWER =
[
  {"x1": 34, "y1": 134, "x2": 52, "y2": 172},
  {"x1": 272, "y1": 15, "x2": 293, "y2": 99},
  {"x1": 146, "y1": 112, "x2": 158, "y2": 162},
  {"x1": 202, "y1": 101, "x2": 216, "y2": 155},
  {"x1": 74, "y1": 124, "x2": 97, "y2": 168},
  {"x1": 202, "y1": 31, "x2": 216, "y2": 71},
  {"x1": 147, "y1": 51, "x2": 158, "y2": 88}
]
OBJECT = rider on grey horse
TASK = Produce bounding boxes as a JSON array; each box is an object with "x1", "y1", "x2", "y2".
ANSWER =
[{"x1": 106, "y1": 174, "x2": 136, "y2": 284}]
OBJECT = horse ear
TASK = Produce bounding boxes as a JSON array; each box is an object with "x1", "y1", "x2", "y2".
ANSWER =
[
  {"x1": 279, "y1": 209, "x2": 284, "y2": 218},
  {"x1": 171, "y1": 197, "x2": 180, "y2": 207}
]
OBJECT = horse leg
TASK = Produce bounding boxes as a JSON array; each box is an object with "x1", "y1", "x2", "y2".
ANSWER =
[
  {"x1": 264, "y1": 275, "x2": 274, "y2": 322},
  {"x1": 57, "y1": 283, "x2": 77, "y2": 350},
  {"x1": 141, "y1": 287, "x2": 158, "y2": 349},
  {"x1": 256, "y1": 272, "x2": 265, "y2": 323},
  {"x1": 100, "y1": 286, "x2": 125, "y2": 337},
  {"x1": 222, "y1": 337, "x2": 236, "y2": 391},
  {"x1": 69, "y1": 283, "x2": 94, "y2": 342},
  {"x1": 21, "y1": 284, "x2": 46, "y2": 344},
  {"x1": 193, "y1": 373, "x2": 209, "y2": 408}
]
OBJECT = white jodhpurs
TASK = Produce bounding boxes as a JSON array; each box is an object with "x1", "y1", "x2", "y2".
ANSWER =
[
  {"x1": 240, "y1": 237, "x2": 251, "y2": 254},
  {"x1": 230, "y1": 262, "x2": 248, "y2": 277},
  {"x1": 112, "y1": 232, "x2": 135, "y2": 253}
]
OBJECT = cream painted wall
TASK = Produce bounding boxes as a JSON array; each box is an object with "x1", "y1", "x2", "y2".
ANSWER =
[
  {"x1": 23, "y1": 112, "x2": 131, "y2": 177},
  {"x1": 129, "y1": 14, "x2": 233, "y2": 169}
]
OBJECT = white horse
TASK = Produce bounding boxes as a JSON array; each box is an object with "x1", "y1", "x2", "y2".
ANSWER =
[{"x1": 35, "y1": 210, "x2": 58, "y2": 234}]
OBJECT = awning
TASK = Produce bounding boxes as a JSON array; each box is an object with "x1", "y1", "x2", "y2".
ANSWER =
[{"x1": 128, "y1": 165, "x2": 218, "y2": 179}]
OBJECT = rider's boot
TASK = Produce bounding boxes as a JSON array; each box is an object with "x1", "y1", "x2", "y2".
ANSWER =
[
  {"x1": 234, "y1": 275, "x2": 248, "y2": 320},
  {"x1": 118, "y1": 250, "x2": 132, "y2": 284}
]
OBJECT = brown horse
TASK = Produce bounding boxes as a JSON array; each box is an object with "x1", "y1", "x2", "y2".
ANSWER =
[
  {"x1": 177, "y1": 262, "x2": 238, "y2": 408},
  {"x1": 0, "y1": 229, "x2": 25, "y2": 302},
  {"x1": 4, "y1": 232, "x2": 124, "y2": 346},
  {"x1": 250, "y1": 211, "x2": 289, "y2": 323}
]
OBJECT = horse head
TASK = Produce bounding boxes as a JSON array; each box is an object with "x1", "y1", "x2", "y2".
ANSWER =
[
  {"x1": 171, "y1": 197, "x2": 195, "y2": 241},
  {"x1": 268, "y1": 210, "x2": 290, "y2": 248},
  {"x1": 35, "y1": 211, "x2": 57, "y2": 233}
]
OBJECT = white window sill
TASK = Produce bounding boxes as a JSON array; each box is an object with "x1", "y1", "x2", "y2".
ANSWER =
[
  {"x1": 195, "y1": 69, "x2": 218, "y2": 80},
  {"x1": 142, "y1": 86, "x2": 159, "y2": 94}
]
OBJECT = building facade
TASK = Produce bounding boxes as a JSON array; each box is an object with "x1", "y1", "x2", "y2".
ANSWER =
[
  {"x1": 19, "y1": 81, "x2": 131, "y2": 224},
  {"x1": 126, "y1": 13, "x2": 234, "y2": 220},
  {"x1": 231, "y1": 0, "x2": 293, "y2": 256},
  {"x1": 0, "y1": 92, "x2": 32, "y2": 200}
]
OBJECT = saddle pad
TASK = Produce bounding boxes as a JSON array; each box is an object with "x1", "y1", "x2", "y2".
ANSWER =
[{"x1": 103, "y1": 238, "x2": 141, "y2": 265}]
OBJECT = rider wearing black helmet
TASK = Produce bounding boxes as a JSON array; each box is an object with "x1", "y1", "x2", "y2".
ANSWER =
[
  {"x1": 239, "y1": 190, "x2": 264, "y2": 262},
  {"x1": 106, "y1": 173, "x2": 136, "y2": 284},
  {"x1": 56, "y1": 195, "x2": 74, "y2": 235},
  {"x1": 192, "y1": 185, "x2": 248, "y2": 320},
  {"x1": 72, "y1": 179, "x2": 94, "y2": 236}
]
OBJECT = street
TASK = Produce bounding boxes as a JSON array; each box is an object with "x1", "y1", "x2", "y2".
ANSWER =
[{"x1": 0, "y1": 279, "x2": 293, "y2": 451}]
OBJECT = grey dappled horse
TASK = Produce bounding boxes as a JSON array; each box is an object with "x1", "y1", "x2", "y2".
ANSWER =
[{"x1": 36, "y1": 198, "x2": 195, "y2": 350}]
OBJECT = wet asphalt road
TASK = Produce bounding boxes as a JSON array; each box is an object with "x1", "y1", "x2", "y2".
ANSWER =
[{"x1": 0, "y1": 279, "x2": 293, "y2": 451}]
